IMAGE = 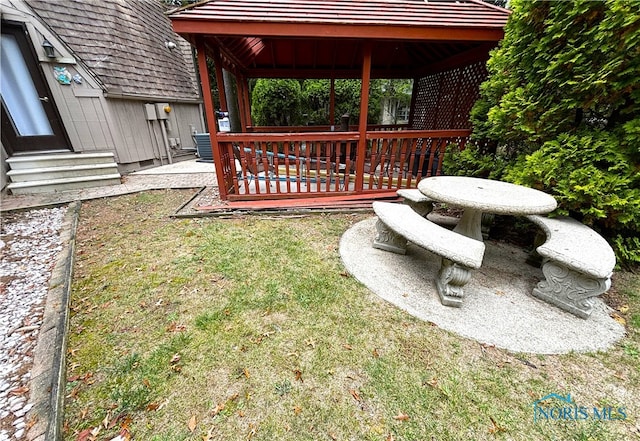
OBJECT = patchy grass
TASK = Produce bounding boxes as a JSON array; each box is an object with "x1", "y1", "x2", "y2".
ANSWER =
[{"x1": 64, "y1": 190, "x2": 640, "y2": 440}]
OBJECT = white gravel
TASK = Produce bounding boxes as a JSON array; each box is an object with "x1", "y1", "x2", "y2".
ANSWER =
[{"x1": 0, "y1": 206, "x2": 67, "y2": 441}]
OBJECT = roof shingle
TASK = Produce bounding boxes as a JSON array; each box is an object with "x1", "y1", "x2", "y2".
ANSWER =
[{"x1": 30, "y1": 0, "x2": 201, "y2": 101}]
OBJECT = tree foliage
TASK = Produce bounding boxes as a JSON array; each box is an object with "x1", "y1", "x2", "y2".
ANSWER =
[
  {"x1": 452, "y1": 0, "x2": 640, "y2": 265},
  {"x1": 251, "y1": 79, "x2": 303, "y2": 126},
  {"x1": 251, "y1": 78, "x2": 411, "y2": 127}
]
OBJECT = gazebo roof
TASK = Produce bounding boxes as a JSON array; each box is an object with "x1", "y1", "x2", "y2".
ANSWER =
[{"x1": 170, "y1": 0, "x2": 509, "y2": 79}]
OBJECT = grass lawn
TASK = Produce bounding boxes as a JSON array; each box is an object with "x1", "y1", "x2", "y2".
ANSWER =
[{"x1": 64, "y1": 190, "x2": 639, "y2": 441}]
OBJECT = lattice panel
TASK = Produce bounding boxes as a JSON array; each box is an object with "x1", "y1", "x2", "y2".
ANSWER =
[
  {"x1": 411, "y1": 75, "x2": 439, "y2": 130},
  {"x1": 411, "y1": 61, "x2": 487, "y2": 130}
]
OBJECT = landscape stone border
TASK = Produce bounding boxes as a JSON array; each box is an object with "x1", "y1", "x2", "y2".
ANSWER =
[{"x1": 26, "y1": 201, "x2": 80, "y2": 441}]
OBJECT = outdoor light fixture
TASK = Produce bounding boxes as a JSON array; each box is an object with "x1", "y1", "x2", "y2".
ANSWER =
[{"x1": 42, "y1": 39, "x2": 56, "y2": 58}]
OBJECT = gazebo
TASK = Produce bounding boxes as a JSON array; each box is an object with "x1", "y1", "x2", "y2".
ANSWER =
[{"x1": 170, "y1": 0, "x2": 509, "y2": 203}]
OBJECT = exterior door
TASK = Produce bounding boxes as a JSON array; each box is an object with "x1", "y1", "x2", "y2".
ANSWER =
[{"x1": 1, "y1": 23, "x2": 70, "y2": 154}]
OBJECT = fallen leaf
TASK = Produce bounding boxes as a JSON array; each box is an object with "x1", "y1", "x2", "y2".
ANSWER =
[
  {"x1": 143, "y1": 378, "x2": 151, "y2": 388},
  {"x1": 328, "y1": 432, "x2": 338, "y2": 440},
  {"x1": 394, "y1": 413, "x2": 410, "y2": 421},
  {"x1": 293, "y1": 405, "x2": 302, "y2": 415},
  {"x1": 109, "y1": 430, "x2": 131, "y2": 441},
  {"x1": 80, "y1": 408, "x2": 89, "y2": 420},
  {"x1": 386, "y1": 434, "x2": 396, "y2": 441},
  {"x1": 343, "y1": 344, "x2": 353, "y2": 350},
  {"x1": 618, "y1": 304, "x2": 629, "y2": 313},
  {"x1": 372, "y1": 348, "x2": 380, "y2": 358},
  {"x1": 157, "y1": 399, "x2": 169, "y2": 410},
  {"x1": 202, "y1": 427, "x2": 214, "y2": 441},
  {"x1": 75, "y1": 428, "x2": 93, "y2": 441},
  {"x1": 243, "y1": 367, "x2": 250, "y2": 378},
  {"x1": 293, "y1": 369, "x2": 303, "y2": 382},
  {"x1": 120, "y1": 415, "x2": 132, "y2": 431},
  {"x1": 146, "y1": 402, "x2": 160, "y2": 412},
  {"x1": 166, "y1": 322, "x2": 187, "y2": 333},
  {"x1": 613, "y1": 372, "x2": 627, "y2": 381},
  {"x1": 488, "y1": 416, "x2": 506, "y2": 434},
  {"x1": 611, "y1": 313, "x2": 626, "y2": 326},
  {"x1": 305, "y1": 338, "x2": 316, "y2": 348},
  {"x1": 188, "y1": 415, "x2": 197, "y2": 433},
  {"x1": 424, "y1": 377, "x2": 438, "y2": 388},
  {"x1": 170, "y1": 353, "x2": 181, "y2": 364},
  {"x1": 349, "y1": 389, "x2": 361, "y2": 402},
  {"x1": 9, "y1": 386, "x2": 29, "y2": 396},
  {"x1": 67, "y1": 385, "x2": 81, "y2": 400},
  {"x1": 247, "y1": 423, "x2": 258, "y2": 439},
  {"x1": 211, "y1": 403, "x2": 225, "y2": 416}
]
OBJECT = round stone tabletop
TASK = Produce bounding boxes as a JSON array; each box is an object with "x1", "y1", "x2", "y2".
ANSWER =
[{"x1": 418, "y1": 176, "x2": 557, "y2": 215}]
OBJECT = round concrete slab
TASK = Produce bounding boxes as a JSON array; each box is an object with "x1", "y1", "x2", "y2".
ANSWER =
[{"x1": 340, "y1": 217, "x2": 625, "y2": 355}]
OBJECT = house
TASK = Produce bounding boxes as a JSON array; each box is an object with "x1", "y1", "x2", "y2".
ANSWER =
[{"x1": 1, "y1": 0, "x2": 206, "y2": 194}]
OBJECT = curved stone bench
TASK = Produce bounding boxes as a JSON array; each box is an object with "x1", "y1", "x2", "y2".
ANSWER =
[
  {"x1": 527, "y1": 215, "x2": 616, "y2": 319},
  {"x1": 372, "y1": 201, "x2": 485, "y2": 307}
]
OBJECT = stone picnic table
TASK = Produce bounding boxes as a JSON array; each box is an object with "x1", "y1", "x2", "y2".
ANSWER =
[
  {"x1": 418, "y1": 176, "x2": 558, "y2": 242},
  {"x1": 414, "y1": 176, "x2": 557, "y2": 306},
  {"x1": 375, "y1": 177, "x2": 614, "y2": 319}
]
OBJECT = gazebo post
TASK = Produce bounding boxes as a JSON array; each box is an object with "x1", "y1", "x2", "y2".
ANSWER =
[
  {"x1": 329, "y1": 77, "x2": 335, "y2": 129},
  {"x1": 354, "y1": 43, "x2": 372, "y2": 192},
  {"x1": 211, "y1": 47, "x2": 227, "y2": 113},
  {"x1": 196, "y1": 39, "x2": 227, "y2": 199},
  {"x1": 237, "y1": 74, "x2": 252, "y2": 129}
]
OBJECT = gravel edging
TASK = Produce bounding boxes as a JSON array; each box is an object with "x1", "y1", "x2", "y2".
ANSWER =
[{"x1": 26, "y1": 201, "x2": 80, "y2": 441}]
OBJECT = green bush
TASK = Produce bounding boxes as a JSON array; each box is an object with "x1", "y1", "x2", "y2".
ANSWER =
[
  {"x1": 442, "y1": 143, "x2": 507, "y2": 180},
  {"x1": 251, "y1": 79, "x2": 303, "y2": 126},
  {"x1": 503, "y1": 129, "x2": 640, "y2": 266},
  {"x1": 459, "y1": 0, "x2": 640, "y2": 266}
]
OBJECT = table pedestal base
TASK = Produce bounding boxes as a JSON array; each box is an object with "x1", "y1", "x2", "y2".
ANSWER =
[
  {"x1": 436, "y1": 258, "x2": 473, "y2": 307},
  {"x1": 453, "y1": 208, "x2": 484, "y2": 242}
]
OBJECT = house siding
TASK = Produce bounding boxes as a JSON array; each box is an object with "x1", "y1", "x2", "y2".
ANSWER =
[{"x1": 1, "y1": 0, "x2": 204, "y2": 183}]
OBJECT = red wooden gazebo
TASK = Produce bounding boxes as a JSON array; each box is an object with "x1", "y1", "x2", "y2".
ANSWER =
[{"x1": 170, "y1": 0, "x2": 509, "y2": 203}]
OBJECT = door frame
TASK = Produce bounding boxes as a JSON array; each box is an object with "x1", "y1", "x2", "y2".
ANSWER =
[{"x1": 1, "y1": 21, "x2": 71, "y2": 155}]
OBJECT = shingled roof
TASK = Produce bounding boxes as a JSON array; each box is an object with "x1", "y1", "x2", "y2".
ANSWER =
[
  {"x1": 29, "y1": 0, "x2": 201, "y2": 102},
  {"x1": 170, "y1": 0, "x2": 509, "y2": 79}
]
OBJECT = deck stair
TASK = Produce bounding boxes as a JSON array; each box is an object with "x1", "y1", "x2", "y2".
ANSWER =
[{"x1": 6, "y1": 152, "x2": 121, "y2": 195}]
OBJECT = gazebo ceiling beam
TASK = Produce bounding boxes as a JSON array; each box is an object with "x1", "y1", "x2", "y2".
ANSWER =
[{"x1": 238, "y1": 68, "x2": 426, "y2": 80}]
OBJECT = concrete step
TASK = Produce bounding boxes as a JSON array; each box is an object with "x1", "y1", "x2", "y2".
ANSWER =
[
  {"x1": 7, "y1": 152, "x2": 117, "y2": 170},
  {"x1": 7, "y1": 174, "x2": 122, "y2": 195},
  {"x1": 7, "y1": 163, "x2": 119, "y2": 182}
]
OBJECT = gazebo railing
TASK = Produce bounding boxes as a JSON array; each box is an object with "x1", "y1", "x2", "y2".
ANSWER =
[{"x1": 216, "y1": 129, "x2": 470, "y2": 200}]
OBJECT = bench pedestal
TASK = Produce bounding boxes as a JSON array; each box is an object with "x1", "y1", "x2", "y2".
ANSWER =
[
  {"x1": 436, "y1": 258, "x2": 472, "y2": 307},
  {"x1": 532, "y1": 261, "x2": 611, "y2": 319},
  {"x1": 373, "y1": 219, "x2": 475, "y2": 306},
  {"x1": 373, "y1": 219, "x2": 407, "y2": 254}
]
